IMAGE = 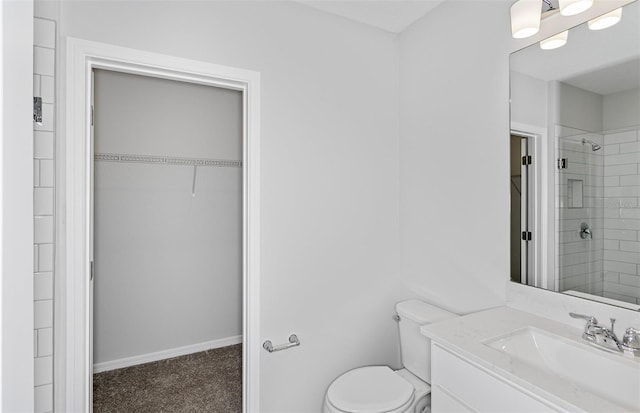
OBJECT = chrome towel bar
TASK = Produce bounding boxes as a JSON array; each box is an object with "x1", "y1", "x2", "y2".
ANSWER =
[{"x1": 263, "y1": 334, "x2": 300, "y2": 353}]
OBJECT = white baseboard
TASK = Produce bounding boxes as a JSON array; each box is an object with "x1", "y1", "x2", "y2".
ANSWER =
[{"x1": 93, "y1": 335, "x2": 243, "y2": 373}]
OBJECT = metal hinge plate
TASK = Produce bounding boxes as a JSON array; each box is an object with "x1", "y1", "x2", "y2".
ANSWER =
[
  {"x1": 558, "y1": 158, "x2": 568, "y2": 169},
  {"x1": 522, "y1": 155, "x2": 532, "y2": 166},
  {"x1": 521, "y1": 231, "x2": 532, "y2": 241},
  {"x1": 33, "y1": 97, "x2": 43, "y2": 125}
]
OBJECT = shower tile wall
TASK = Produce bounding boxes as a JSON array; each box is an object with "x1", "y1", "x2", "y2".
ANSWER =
[
  {"x1": 33, "y1": 16, "x2": 55, "y2": 413},
  {"x1": 557, "y1": 131, "x2": 604, "y2": 295},
  {"x1": 603, "y1": 128, "x2": 640, "y2": 305}
]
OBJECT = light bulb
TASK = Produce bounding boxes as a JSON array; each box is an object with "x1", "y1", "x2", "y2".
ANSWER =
[
  {"x1": 588, "y1": 8, "x2": 622, "y2": 30},
  {"x1": 559, "y1": 0, "x2": 594, "y2": 16},
  {"x1": 540, "y1": 30, "x2": 568, "y2": 50},
  {"x1": 511, "y1": 0, "x2": 542, "y2": 39}
]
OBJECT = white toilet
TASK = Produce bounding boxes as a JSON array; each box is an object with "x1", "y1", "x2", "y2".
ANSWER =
[{"x1": 322, "y1": 300, "x2": 457, "y2": 413}]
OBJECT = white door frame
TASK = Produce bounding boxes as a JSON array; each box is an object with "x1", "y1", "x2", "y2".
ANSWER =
[
  {"x1": 57, "y1": 37, "x2": 261, "y2": 412},
  {"x1": 511, "y1": 122, "x2": 552, "y2": 290}
]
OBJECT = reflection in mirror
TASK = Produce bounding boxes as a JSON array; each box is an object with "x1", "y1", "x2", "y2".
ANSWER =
[
  {"x1": 510, "y1": 134, "x2": 534, "y2": 286},
  {"x1": 568, "y1": 179, "x2": 584, "y2": 208},
  {"x1": 510, "y1": 0, "x2": 640, "y2": 310}
]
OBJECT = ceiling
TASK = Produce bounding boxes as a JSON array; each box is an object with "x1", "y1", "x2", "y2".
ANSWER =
[
  {"x1": 293, "y1": 0, "x2": 446, "y2": 33},
  {"x1": 564, "y1": 58, "x2": 640, "y2": 96}
]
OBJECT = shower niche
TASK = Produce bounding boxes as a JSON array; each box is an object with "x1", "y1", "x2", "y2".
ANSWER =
[{"x1": 567, "y1": 179, "x2": 583, "y2": 209}]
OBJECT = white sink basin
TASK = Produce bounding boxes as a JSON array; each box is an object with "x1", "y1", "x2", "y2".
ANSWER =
[{"x1": 485, "y1": 327, "x2": 640, "y2": 411}]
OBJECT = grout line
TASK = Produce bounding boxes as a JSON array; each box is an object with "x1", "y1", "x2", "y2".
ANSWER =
[{"x1": 33, "y1": 45, "x2": 55, "y2": 52}]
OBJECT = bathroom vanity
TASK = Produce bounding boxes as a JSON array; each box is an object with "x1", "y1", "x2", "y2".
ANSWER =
[{"x1": 421, "y1": 307, "x2": 640, "y2": 413}]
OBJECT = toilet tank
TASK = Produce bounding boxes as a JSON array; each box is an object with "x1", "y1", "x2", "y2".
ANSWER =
[{"x1": 395, "y1": 300, "x2": 457, "y2": 383}]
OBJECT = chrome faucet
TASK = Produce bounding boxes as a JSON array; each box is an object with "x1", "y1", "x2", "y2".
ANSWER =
[
  {"x1": 622, "y1": 327, "x2": 640, "y2": 352},
  {"x1": 569, "y1": 312, "x2": 640, "y2": 356}
]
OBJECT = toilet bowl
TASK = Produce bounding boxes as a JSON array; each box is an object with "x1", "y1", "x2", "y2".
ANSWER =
[
  {"x1": 322, "y1": 300, "x2": 457, "y2": 413},
  {"x1": 322, "y1": 367, "x2": 430, "y2": 413}
]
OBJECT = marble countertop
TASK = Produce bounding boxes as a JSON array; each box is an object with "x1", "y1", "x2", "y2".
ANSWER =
[{"x1": 421, "y1": 306, "x2": 640, "y2": 413}]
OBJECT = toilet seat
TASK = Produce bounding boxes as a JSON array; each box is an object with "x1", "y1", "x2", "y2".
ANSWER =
[{"x1": 326, "y1": 366, "x2": 415, "y2": 413}]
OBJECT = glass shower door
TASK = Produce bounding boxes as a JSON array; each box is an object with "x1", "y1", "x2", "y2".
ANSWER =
[{"x1": 556, "y1": 127, "x2": 604, "y2": 297}]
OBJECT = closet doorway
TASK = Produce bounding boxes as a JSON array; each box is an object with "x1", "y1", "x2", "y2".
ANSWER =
[
  {"x1": 61, "y1": 38, "x2": 261, "y2": 413},
  {"x1": 90, "y1": 69, "x2": 243, "y2": 411}
]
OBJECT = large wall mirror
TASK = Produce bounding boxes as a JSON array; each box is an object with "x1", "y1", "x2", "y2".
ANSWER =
[{"x1": 510, "y1": 0, "x2": 640, "y2": 310}]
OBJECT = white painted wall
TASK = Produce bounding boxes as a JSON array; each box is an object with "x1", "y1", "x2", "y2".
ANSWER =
[
  {"x1": 510, "y1": 71, "x2": 547, "y2": 129},
  {"x1": 603, "y1": 87, "x2": 640, "y2": 131},
  {"x1": 1, "y1": 0, "x2": 35, "y2": 411},
  {"x1": 93, "y1": 70, "x2": 243, "y2": 365},
  {"x1": 399, "y1": 0, "x2": 640, "y2": 323},
  {"x1": 558, "y1": 82, "x2": 603, "y2": 133},
  {"x1": 59, "y1": 1, "x2": 401, "y2": 411},
  {"x1": 399, "y1": 0, "x2": 510, "y2": 314},
  {"x1": 93, "y1": 70, "x2": 242, "y2": 159},
  {"x1": 27, "y1": 1, "x2": 637, "y2": 411}
]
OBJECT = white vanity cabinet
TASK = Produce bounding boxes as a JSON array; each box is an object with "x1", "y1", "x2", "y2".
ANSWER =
[
  {"x1": 423, "y1": 307, "x2": 639, "y2": 413},
  {"x1": 430, "y1": 343, "x2": 564, "y2": 413}
]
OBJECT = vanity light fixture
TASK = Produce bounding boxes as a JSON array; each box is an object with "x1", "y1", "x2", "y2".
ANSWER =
[
  {"x1": 540, "y1": 30, "x2": 568, "y2": 49},
  {"x1": 559, "y1": 0, "x2": 593, "y2": 16},
  {"x1": 511, "y1": 0, "x2": 542, "y2": 38},
  {"x1": 510, "y1": 0, "x2": 608, "y2": 39},
  {"x1": 588, "y1": 7, "x2": 622, "y2": 30}
]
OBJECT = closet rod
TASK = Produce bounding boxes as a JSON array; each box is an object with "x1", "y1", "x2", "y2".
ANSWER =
[{"x1": 95, "y1": 153, "x2": 242, "y2": 168}]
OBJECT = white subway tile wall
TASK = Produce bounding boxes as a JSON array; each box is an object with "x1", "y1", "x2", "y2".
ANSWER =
[
  {"x1": 34, "y1": 188, "x2": 54, "y2": 215},
  {"x1": 603, "y1": 129, "x2": 640, "y2": 304},
  {"x1": 33, "y1": 16, "x2": 55, "y2": 413},
  {"x1": 34, "y1": 18, "x2": 55, "y2": 48},
  {"x1": 557, "y1": 132, "x2": 605, "y2": 296},
  {"x1": 34, "y1": 300, "x2": 53, "y2": 329},
  {"x1": 558, "y1": 128, "x2": 640, "y2": 305},
  {"x1": 34, "y1": 272, "x2": 53, "y2": 301},
  {"x1": 40, "y1": 76, "x2": 54, "y2": 103},
  {"x1": 38, "y1": 244, "x2": 54, "y2": 272},
  {"x1": 34, "y1": 356, "x2": 53, "y2": 387},
  {"x1": 34, "y1": 47, "x2": 54, "y2": 77},
  {"x1": 34, "y1": 384, "x2": 53, "y2": 413},
  {"x1": 37, "y1": 327, "x2": 54, "y2": 357},
  {"x1": 34, "y1": 131, "x2": 54, "y2": 159},
  {"x1": 34, "y1": 216, "x2": 54, "y2": 244},
  {"x1": 40, "y1": 159, "x2": 54, "y2": 187}
]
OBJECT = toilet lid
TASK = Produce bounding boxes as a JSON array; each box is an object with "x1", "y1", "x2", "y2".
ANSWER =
[{"x1": 327, "y1": 366, "x2": 414, "y2": 413}]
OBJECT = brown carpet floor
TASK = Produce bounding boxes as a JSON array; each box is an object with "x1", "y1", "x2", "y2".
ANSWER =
[{"x1": 93, "y1": 344, "x2": 242, "y2": 413}]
